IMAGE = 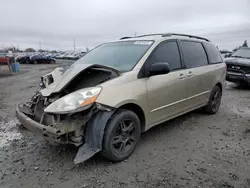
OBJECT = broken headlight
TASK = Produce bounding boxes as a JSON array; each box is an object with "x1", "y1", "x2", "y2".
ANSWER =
[{"x1": 44, "y1": 87, "x2": 102, "y2": 114}]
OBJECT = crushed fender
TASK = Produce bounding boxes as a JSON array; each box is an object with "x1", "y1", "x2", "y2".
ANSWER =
[{"x1": 74, "y1": 110, "x2": 115, "y2": 164}]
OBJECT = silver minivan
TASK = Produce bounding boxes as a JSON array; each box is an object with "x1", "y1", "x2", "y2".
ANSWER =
[{"x1": 16, "y1": 33, "x2": 226, "y2": 163}]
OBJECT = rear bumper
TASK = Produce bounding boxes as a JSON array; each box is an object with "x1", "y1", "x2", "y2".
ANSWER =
[
  {"x1": 226, "y1": 71, "x2": 250, "y2": 83},
  {"x1": 16, "y1": 105, "x2": 64, "y2": 143}
]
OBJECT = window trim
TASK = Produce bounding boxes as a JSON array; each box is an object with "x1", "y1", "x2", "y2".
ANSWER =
[
  {"x1": 178, "y1": 40, "x2": 209, "y2": 69},
  {"x1": 137, "y1": 39, "x2": 184, "y2": 78}
]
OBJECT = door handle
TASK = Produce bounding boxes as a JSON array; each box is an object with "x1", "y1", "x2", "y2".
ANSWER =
[
  {"x1": 187, "y1": 71, "x2": 193, "y2": 77},
  {"x1": 179, "y1": 73, "x2": 186, "y2": 79}
]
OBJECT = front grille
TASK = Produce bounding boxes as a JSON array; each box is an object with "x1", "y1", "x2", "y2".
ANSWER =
[{"x1": 226, "y1": 63, "x2": 250, "y2": 73}]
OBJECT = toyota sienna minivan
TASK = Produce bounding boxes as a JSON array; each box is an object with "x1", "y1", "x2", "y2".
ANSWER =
[{"x1": 16, "y1": 33, "x2": 226, "y2": 164}]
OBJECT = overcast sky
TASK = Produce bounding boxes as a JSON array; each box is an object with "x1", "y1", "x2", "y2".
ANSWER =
[{"x1": 0, "y1": 0, "x2": 250, "y2": 51}]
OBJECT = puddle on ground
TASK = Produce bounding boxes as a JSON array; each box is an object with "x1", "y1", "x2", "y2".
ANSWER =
[{"x1": 0, "y1": 119, "x2": 23, "y2": 147}]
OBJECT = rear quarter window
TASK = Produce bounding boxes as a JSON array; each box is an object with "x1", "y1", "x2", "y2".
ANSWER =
[{"x1": 203, "y1": 42, "x2": 223, "y2": 64}]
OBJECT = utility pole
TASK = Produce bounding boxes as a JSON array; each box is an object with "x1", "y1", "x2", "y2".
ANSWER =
[
  {"x1": 135, "y1": 32, "x2": 137, "y2": 37},
  {"x1": 39, "y1": 41, "x2": 41, "y2": 50},
  {"x1": 73, "y1": 38, "x2": 76, "y2": 53}
]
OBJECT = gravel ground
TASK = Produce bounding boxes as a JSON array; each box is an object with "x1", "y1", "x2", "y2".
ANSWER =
[{"x1": 0, "y1": 60, "x2": 250, "y2": 188}]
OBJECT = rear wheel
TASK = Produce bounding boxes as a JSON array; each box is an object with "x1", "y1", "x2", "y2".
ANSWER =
[
  {"x1": 203, "y1": 85, "x2": 222, "y2": 114},
  {"x1": 33, "y1": 60, "x2": 38, "y2": 64},
  {"x1": 101, "y1": 110, "x2": 141, "y2": 162}
]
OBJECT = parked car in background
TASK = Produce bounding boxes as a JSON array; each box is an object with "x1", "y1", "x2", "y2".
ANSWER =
[
  {"x1": 16, "y1": 53, "x2": 32, "y2": 64},
  {"x1": 30, "y1": 54, "x2": 56, "y2": 64},
  {"x1": 16, "y1": 33, "x2": 226, "y2": 164},
  {"x1": 65, "y1": 53, "x2": 80, "y2": 60},
  {"x1": 0, "y1": 52, "x2": 8, "y2": 65},
  {"x1": 225, "y1": 47, "x2": 250, "y2": 86},
  {"x1": 56, "y1": 53, "x2": 67, "y2": 59},
  {"x1": 17, "y1": 53, "x2": 56, "y2": 64},
  {"x1": 0, "y1": 52, "x2": 7, "y2": 58},
  {"x1": 220, "y1": 50, "x2": 232, "y2": 58},
  {"x1": 79, "y1": 52, "x2": 87, "y2": 58}
]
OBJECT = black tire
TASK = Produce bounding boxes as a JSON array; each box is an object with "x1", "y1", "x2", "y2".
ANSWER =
[
  {"x1": 238, "y1": 81, "x2": 249, "y2": 89},
  {"x1": 33, "y1": 60, "x2": 38, "y2": 64},
  {"x1": 204, "y1": 85, "x2": 222, "y2": 114},
  {"x1": 101, "y1": 109, "x2": 141, "y2": 162}
]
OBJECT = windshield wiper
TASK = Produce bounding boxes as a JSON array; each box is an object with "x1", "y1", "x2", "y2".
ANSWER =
[
  {"x1": 232, "y1": 55, "x2": 250, "y2": 59},
  {"x1": 231, "y1": 55, "x2": 244, "y2": 58}
]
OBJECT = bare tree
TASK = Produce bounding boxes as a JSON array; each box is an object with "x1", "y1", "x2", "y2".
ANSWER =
[
  {"x1": 242, "y1": 40, "x2": 248, "y2": 47},
  {"x1": 25, "y1": 48, "x2": 36, "y2": 52}
]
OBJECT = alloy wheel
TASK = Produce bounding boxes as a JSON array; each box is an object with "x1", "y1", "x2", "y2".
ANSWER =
[
  {"x1": 112, "y1": 120, "x2": 136, "y2": 155},
  {"x1": 211, "y1": 90, "x2": 221, "y2": 111}
]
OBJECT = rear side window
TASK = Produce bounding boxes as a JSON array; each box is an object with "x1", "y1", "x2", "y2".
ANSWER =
[
  {"x1": 149, "y1": 41, "x2": 181, "y2": 70},
  {"x1": 181, "y1": 41, "x2": 208, "y2": 68},
  {"x1": 203, "y1": 43, "x2": 223, "y2": 64}
]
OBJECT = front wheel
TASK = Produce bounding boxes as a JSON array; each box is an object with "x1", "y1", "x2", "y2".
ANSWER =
[
  {"x1": 101, "y1": 110, "x2": 141, "y2": 162},
  {"x1": 203, "y1": 85, "x2": 222, "y2": 114},
  {"x1": 238, "y1": 81, "x2": 249, "y2": 89}
]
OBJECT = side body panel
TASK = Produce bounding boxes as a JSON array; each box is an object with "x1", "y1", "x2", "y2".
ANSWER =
[
  {"x1": 145, "y1": 70, "x2": 188, "y2": 128},
  {"x1": 203, "y1": 63, "x2": 226, "y2": 95},
  {"x1": 96, "y1": 71, "x2": 148, "y2": 116},
  {"x1": 185, "y1": 66, "x2": 210, "y2": 109},
  {"x1": 184, "y1": 63, "x2": 226, "y2": 110}
]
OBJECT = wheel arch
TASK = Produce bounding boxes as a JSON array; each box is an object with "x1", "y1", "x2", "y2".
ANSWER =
[
  {"x1": 215, "y1": 82, "x2": 222, "y2": 93},
  {"x1": 118, "y1": 103, "x2": 146, "y2": 132}
]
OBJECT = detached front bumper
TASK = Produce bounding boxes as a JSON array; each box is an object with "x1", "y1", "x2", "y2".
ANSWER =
[
  {"x1": 16, "y1": 105, "x2": 69, "y2": 144},
  {"x1": 17, "y1": 102, "x2": 116, "y2": 163},
  {"x1": 226, "y1": 71, "x2": 250, "y2": 83}
]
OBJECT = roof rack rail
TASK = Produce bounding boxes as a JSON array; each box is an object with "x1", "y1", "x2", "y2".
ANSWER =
[
  {"x1": 162, "y1": 33, "x2": 210, "y2": 42},
  {"x1": 135, "y1": 33, "x2": 163, "y2": 38},
  {"x1": 120, "y1": 33, "x2": 163, "y2": 40},
  {"x1": 120, "y1": 37, "x2": 133, "y2": 40},
  {"x1": 120, "y1": 33, "x2": 210, "y2": 42}
]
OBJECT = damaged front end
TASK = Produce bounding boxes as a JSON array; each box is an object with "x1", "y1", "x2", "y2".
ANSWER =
[
  {"x1": 16, "y1": 64, "x2": 119, "y2": 163},
  {"x1": 17, "y1": 94, "x2": 110, "y2": 146}
]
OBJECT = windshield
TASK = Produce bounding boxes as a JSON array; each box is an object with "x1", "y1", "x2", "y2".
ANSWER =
[
  {"x1": 232, "y1": 48, "x2": 250, "y2": 58},
  {"x1": 75, "y1": 40, "x2": 154, "y2": 72}
]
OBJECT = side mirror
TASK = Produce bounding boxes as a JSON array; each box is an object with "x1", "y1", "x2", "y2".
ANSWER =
[{"x1": 149, "y1": 62, "x2": 170, "y2": 77}]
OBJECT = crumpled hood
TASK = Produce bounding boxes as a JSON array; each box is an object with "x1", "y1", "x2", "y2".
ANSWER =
[
  {"x1": 40, "y1": 63, "x2": 120, "y2": 97},
  {"x1": 224, "y1": 57, "x2": 250, "y2": 66}
]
